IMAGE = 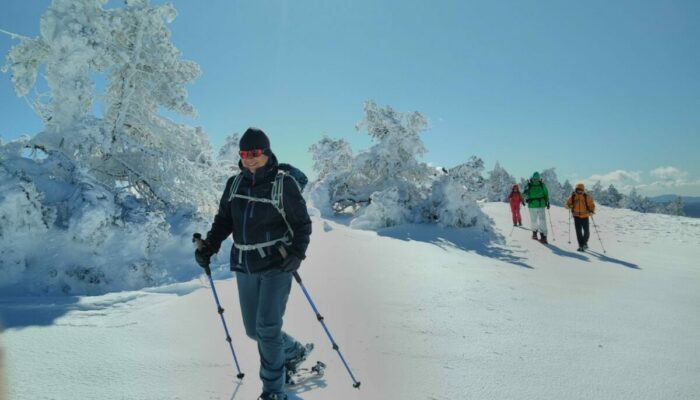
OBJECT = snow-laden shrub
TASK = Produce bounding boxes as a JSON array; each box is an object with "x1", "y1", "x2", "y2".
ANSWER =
[
  {"x1": 308, "y1": 101, "x2": 493, "y2": 232},
  {"x1": 0, "y1": 146, "x2": 207, "y2": 296}
]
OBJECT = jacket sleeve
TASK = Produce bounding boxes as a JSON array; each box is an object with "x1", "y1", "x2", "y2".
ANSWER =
[
  {"x1": 565, "y1": 195, "x2": 573, "y2": 209},
  {"x1": 205, "y1": 176, "x2": 235, "y2": 253},
  {"x1": 588, "y1": 195, "x2": 596, "y2": 213},
  {"x1": 282, "y1": 176, "x2": 312, "y2": 259},
  {"x1": 543, "y1": 184, "x2": 550, "y2": 203}
]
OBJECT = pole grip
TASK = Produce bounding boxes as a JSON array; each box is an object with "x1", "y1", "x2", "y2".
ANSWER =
[{"x1": 293, "y1": 271, "x2": 302, "y2": 283}]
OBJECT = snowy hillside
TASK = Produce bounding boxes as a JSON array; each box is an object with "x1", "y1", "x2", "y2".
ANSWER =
[{"x1": 1, "y1": 204, "x2": 699, "y2": 400}]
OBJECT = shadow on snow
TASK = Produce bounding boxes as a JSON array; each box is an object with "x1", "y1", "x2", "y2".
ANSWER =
[{"x1": 375, "y1": 224, "x2": 533, "y2": 269}]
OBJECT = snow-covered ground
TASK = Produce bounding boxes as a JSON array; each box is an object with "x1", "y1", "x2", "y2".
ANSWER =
[{"x1": 2, "y1": 204, "x2": 699, "y2": 400}]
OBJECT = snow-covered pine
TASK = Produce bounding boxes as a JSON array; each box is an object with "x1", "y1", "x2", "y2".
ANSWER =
[
  {"x1": 540, "y1": 168, "x2": 565, "y2": 206},
  {"x1": 561, "y1": 180, "x2": 573, "y2": 204},
  {"x1": 486, "y1": 161, "x2": 515, "y2": 202}
]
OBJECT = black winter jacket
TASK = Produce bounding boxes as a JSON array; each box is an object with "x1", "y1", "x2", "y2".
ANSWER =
[{"x1": 206, "y1": 153, "x2": 312, "y2": 274}]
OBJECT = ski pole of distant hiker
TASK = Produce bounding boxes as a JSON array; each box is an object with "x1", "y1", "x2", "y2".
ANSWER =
[
  {"x1": 192, "y1": 233, "x2": 245, "y2": 379},
  {"x1": 589, "y1": 216, "x2": 607, "y2": 254},
  {"x1": 547, "y1": 208, "x2": 556, "y2": 242},
  {"x1": 292, "y1": 271, "x2": 361, "y2": 389},
  {"x1": 567, "y1": 210, "x2": 572, "y2": 244}
]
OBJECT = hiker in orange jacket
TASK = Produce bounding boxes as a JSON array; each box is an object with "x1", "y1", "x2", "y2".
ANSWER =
[
  {"x1": 565, "y1": 183, "x2": 596, "y2": 251},
  {"x1": 507, "y1": 184, "x2": 526, "y2": 226}
]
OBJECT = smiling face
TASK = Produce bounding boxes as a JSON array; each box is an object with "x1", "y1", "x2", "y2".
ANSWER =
[{"x1": 241, "y1": 152, "x2": 269, "y2": 174}]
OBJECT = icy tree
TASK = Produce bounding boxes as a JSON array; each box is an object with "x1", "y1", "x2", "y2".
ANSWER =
[
  {"x1": 589, "y1": 181, "x2": 604, "y2": 200},
  {"x1": 486, "y1": 161, "x2": 516, "y2": 202},
  {"x1": 540, "y1": 168, "x2": 564, "y2": 206},
  {"x1": 214, "y1": 132, "x2": 242, "y2": 189},
  {"x1": 598, "y1": 184, "x2": 623, "y2": 207},
  {"x1": 310, "y1": 101, "x2": 432, "y2": 226},
  {"x1": 663, "y1": 197, "x2": 685, "y2": 216},
  {"x1": 3, "y1": 0, "x2": 112, "y2": 129},
  {"x1": 426, "y1": 162, "x2": 492, "y2": 230},
  {"x1": 4, "y1": 0, "x2": 216, "y2": 212},
  {"x1": 622, "y1": 188, "x2": 656, "y2": 212},
  {"x1": 450, "y1": 156, "x2": 486, "y2": 200},
  {"x1": 561, "y1": 180, "x2": 574, "y2": 203},
  {"x1": 0, "y1": 1, "x2": 220, "y2": 295},
  {"x1": 309, "y1": 135, "x2": 353, "y2": 181}
]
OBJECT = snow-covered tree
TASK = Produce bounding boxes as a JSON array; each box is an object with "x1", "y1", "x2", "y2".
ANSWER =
[
  {"x1": 308, "y1": 101, "x2": 492, "y2": 231},
  {"x1": 486, "y1": 161, "x2": 515, "y2": 202},
  {"x1": 5, "y1": 0, "x2": 215, "y2": 212},
  {"x1": 540, "y1": 168, "x2": 564, "y2": 206},
  {"x1": 426, "y1": 162, "x2": 492, "y2": 230},
  {"x1": 589, "y1": 181, "x2": 604, "y2": 200},
  {"x1": 663, "y1": 197, "x2": 685, "y2": 216},
  {"x1": 0, "y1": 1, "x2": 220, "y2": 295},
  {"x1": 598, "y1": 184, "x2": 623, "y2": 207},
  {"x1": 451, "y1": 156, "x2": 486, "y2": 200},
  {"x1": 561, "y1": 180, "x2": 574, "y2": 204},
  {"x1": 309, "y1": 135, "x2": 353, "y2": 181},
  {"x1": 622, "y1": 188, "x2": 656, "y2": 212}
]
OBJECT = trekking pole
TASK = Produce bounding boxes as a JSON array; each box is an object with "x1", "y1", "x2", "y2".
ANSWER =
[
  {"x1": 509, "y1": 224, "x2": 516, "y2": 237},
  {"x1": 547, "y1": 208, "x2": 556, "y2": 242},
  {"x1": 192, "y1": 233, "x2": 245, "y2": 380},
  {"x1": 589, "y1": 216, "x2": 607, "y2": 254},
  {"x1": 567, "y1": 210, "x2": 572, "y2": 244},
  {"x1": 292, "y1": 271, "x2": 361, "y2": 389}
]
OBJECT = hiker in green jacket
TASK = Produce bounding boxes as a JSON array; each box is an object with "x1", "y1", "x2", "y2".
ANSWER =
[{"x1": 523, "y1": 172, "x2": 550, "y2": 244}]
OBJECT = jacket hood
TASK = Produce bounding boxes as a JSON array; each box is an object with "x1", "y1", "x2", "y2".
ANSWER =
[
  {"x1": 575, "y1": 183, "x2": 585, "y2": 190},
  {"x1": 532, "y1": 172, "x2": 541, "y2": 179}
]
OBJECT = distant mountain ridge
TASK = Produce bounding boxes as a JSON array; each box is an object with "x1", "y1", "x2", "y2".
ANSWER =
[
  {"x1": 651, "y1": 195, "x2": 700, "y2": 204},
  {"x1": 651, "y1": 195, "x2": 700, "y2": 218}
]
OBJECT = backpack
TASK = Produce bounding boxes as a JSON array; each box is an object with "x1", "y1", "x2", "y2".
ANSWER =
[
  {"x1": 225, "y1": 164, "x2": 307, "y2": 262},
  {"x1": 569, "y1": 192, "x2": 592, "y2": 213}
]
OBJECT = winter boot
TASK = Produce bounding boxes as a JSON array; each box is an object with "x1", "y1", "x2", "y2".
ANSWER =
[
  {"x1": 258, "y1": 392, "x2": 287, "y2": 400},
  {"x1": 582, "y1": 243, "x2": 589, "y2": 250},
  {"x1": 577, "y1": 246, "x2": 584, "y2": 252},
  {"x1": 539, "y1": 234, "x2": 548, "y2": 244},
  {"x1": 285, "y1": 343, "x2": 314, "y2": 379},
  {"x1": 532, "y1": 231, "x2": 538, "y2": 240}
]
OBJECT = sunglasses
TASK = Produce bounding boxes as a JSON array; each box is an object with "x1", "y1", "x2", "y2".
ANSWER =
[{"x1": 239, "y1": 149, "x2": 266, "y2": 159}]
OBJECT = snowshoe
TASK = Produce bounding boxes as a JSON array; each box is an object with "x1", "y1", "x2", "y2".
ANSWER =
[
  {"x1": 539, "y1": 234, "x2": 548, "y2": 244},
  {"x1": 285, "y1": 343, "x2": 314, "y2": 375},
  {"x1": 583, "y1": 244, "x2": 589, "y2": 250},
  {"x1": 286, "y1": 361, "x2": 326, "y2": 386},
  {"x1": 577, "y1": 247, "x2": 584, "y2": 252}
]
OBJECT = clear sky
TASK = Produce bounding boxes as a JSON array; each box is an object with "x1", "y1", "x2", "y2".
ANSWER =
[{"x1": 1, "y1": 0, "x2": 699, "y2": 196}]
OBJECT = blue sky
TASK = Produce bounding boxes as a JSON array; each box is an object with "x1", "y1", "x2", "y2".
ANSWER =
[{"x1": 1, "y1": 0, "x2": 699, "y2": 196}]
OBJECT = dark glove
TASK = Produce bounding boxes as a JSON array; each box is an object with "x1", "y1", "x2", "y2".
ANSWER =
[
  {"x1": 526, "y1": 199, "x2": 531, "y2": 204},
  {"x1": 521, "y1": 201, "x2": 526, "y2": 206},
  {"x1": 276, "y1": 243, "x2": 302, "y2": 272},
  {"x1": 194, "y1": 241, "x2": 215, "y2": 269},
  {"x1": 546, "y1": 202, "x2": 550, "y2": 209},
  {"x1": 281, "y1": 255, "x2": 302, "y2": 272}
]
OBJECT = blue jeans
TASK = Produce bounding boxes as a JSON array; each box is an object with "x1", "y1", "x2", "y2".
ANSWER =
[{"x1": 236, "y1": 269, "x2": 304, "y2": 394}]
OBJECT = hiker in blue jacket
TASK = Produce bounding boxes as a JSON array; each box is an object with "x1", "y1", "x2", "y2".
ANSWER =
[{"x1": 195, "y1": 128, "x2": 312, "y2": 400}]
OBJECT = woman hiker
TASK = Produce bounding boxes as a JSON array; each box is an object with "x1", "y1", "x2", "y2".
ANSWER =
[
  {"x1": 194, "y1": 128, "x2": 313, "y2": 400},
  {"x1": 507, "y1": 184, "x2": 526, "y2": 226}
]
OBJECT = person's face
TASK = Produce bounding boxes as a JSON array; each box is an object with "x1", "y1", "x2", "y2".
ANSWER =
[
  {"x1": 576, "y1": 188, "x2": 584, "y2": 194},
  {"x1": 240, "y1": 149, "x2": 269, "y2": 173}
]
